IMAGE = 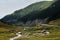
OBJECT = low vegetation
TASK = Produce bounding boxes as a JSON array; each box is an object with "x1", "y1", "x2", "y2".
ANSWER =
[{"x1": 0, "y1": 22, "x2": 60, "y2": 40}]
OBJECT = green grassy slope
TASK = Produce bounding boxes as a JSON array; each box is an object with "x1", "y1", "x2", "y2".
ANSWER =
[
  {"x1": 49, "y1": 19, "x2": 60, "y2": 26},
  {"x1": 0, "y1": 22, "x2": 60, "y2": 40},
  {"x1": 1, "y1": 0, "x2": 56, "y2": 26}
]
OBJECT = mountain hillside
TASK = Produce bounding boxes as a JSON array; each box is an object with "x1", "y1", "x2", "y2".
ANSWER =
[
  {"x1": 1, "y1": 0, "x2": 60, "y2": 26},
  {"x1": 49, "y1": 19, "x2": 60, "y2": 26}
]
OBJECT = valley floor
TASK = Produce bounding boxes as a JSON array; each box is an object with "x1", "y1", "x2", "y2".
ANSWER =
[{"x1": 0, "y1": 25, "x2": 60, "y2": 40}]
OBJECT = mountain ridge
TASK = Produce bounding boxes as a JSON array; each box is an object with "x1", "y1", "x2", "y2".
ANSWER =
[{"x1": 1, "y1": 0, "x2": 60, "y2": 26}]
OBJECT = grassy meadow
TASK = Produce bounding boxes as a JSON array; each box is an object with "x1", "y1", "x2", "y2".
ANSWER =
[{"x1": 0, "y1": 22, "x2": 60, "y2": 40}]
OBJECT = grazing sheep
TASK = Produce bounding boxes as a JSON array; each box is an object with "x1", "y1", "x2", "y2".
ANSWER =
[{"x1": 41, "y1": 30, "x2": 50, "y2": 35}]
